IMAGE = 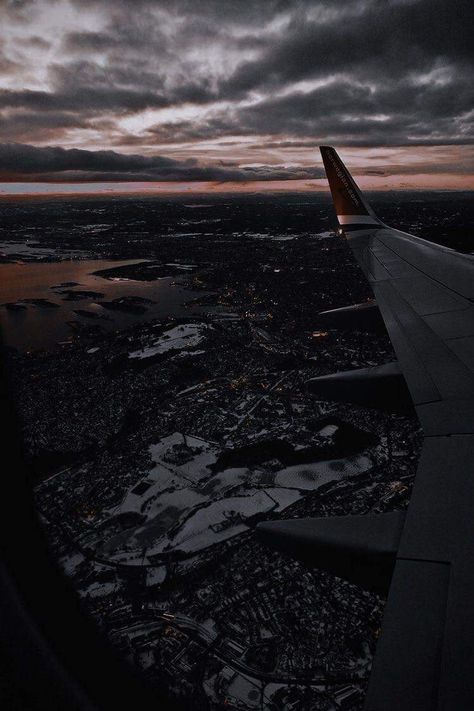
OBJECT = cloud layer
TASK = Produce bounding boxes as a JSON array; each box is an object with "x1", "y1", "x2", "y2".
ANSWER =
[
  {"x1": 0, "y1": 0, "x2": 473, "y2": 185},
  {"x1": 0, "y1": 142, "x2": 325, "y2": 182}
]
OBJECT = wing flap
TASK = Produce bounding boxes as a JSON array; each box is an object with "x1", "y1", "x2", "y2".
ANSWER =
[
  {"x1": 366, "y1": 434, "x2": 474, "y2": 710},
  {"x1": 256, "y1": 512, "x2": 405, "y2": 595},
  {"x1": 372, "y1": 278, "x2": 474, "y2": 405},
  {"x1": 365, "y1": 559, "x2": 450, "y2": 711}
]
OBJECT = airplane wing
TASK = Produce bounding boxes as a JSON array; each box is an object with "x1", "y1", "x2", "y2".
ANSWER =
[{"x1": 257, "y1": 147, "x2": 474, "y2": 709}]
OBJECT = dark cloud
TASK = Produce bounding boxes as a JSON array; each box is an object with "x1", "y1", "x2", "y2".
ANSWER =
[
  {"x1": 0, "y1": 111, "x2": 92, "y2": 143},
  {"x1": 0, "y1": 0, "x2": 473, "y2": 182},
  {"x1": 0, "y1": 48, "x2": 20, "y2": 75},
  {"x1": 230, "y1": 75, "x2": 474, "y2": 145},
  {"x1": 219, "y1": 0, "x2": 474, "y2": 97},
  {"x1": 0, "y1": 86, "x2": 171, "y2": 113},
  {"x1": 143, "y1": 73, "x2": 474, "y2": 147},
  {"x1": 0, "y1": 142, "x2": 325, "y2": 182},
  {"x1": 25, "y1": 35, "x2": 51, "y2": 50}
]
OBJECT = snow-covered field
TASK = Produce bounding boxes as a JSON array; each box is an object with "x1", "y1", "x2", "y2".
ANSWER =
[
  {"x1": 170, "y1": 490, "x2": 276, "y2": 553},
  {"x1": 128, "y1": 322, "x2": 210, "y2": 359},
  {"x1": 247, "y1": 233, "x2": 295, "y2": 241},
  {"x1": 88, "y1": 432, "x2": 374, "y2": 565},
  {"x1": 313, "y1": 230, "x2": 334, "y2": 239},
  {"x1": 275, "y1": 454, "x2": 373, "y2": 490}
]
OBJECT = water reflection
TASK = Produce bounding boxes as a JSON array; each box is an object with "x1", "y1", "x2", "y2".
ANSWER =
[{"x1": 0, "y1": 259, "x2": 204, "y2": 350}]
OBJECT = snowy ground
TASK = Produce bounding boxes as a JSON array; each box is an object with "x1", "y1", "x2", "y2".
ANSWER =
[
  {"x1": 170, "y1": 490, "x2": 276, "y2": 553},
  {"x1": 85, "y1": 432, "x2": 375, "y2": 565},
  {"x1": 128, "y1": 322, "x2": 210, "y2": 359},
  {"x1": 245, "y1": 232, "x2": 295, "y2": 241},
  {"x1": 274, "y1": 454, "x2": 373, "y2": 490},
  {"x1": 313, "y1": 230, "x2": 334, "y2": 239}
]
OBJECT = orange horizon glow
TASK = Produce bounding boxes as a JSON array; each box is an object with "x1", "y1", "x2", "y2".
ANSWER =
[
  {"x1": 1, "y1": 172, "x2": 474, "y2": 198},
  {"x1": 1, "y1": 144, "x2": 473, "y2": 196}
]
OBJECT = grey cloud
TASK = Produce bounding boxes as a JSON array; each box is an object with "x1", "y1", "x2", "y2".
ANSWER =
[
  {"x1": 143, "y1": 76, "x2": 474, "y2": 148},
  {"x1": 0, "y1": 48, "x2": 20, "y2": 75},
  {"x1": 25, "y1": 35, "x2": 51, "y2": 50},
  {"x1": 0, "y1": 142, "x2": 325, "y2": 182},
  {"x1": 0, "y1": 0, "x2": 473, "y2": 172},
  {"x1": 0, "y1": 86, "x2": 171, "y2": 113},
  {"x1": 220, "y1": 0, "x2": 474, "y2": 98},
  {"x1": 231, "y1": 77, "x2": 474, "y2": 145},
  {"x1": 0, "y1": 112, "x2": 92, "y2": 143}
]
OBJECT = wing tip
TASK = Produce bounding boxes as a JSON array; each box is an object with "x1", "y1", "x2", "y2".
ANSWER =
[
  {"x1": 319, "y1": 145, "x2": 381, "y2": 227},
  {"x1": 319, "y1": 145, "x2": 334, "y2": 157},
  {"x1": 256, "y1": 514, "x2": 405, "y2": 594}
]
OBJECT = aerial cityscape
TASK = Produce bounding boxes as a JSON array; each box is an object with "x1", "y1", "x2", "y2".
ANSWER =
[
  {"x1": 1, "y1": 0, "x2": 473, "y2": 708},
  {"x1": 2, "y1": 190, "x2": 471, "y2": 709}
]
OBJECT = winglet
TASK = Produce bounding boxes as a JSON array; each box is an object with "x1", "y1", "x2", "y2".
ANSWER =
[
  {"x1": 256, "y1": 512, "x2": 406, "y2": 595},
  {"x1": 319, "y1": 146, "x2": 381, "y2": 227}
]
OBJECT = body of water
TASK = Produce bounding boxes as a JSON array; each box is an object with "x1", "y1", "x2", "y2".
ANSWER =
[{"x1": 0, "y1": 259, "x2": 205, "y2": 351}]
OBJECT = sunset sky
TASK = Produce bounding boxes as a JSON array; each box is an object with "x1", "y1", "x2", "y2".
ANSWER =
[{"x1": 0, "y1": 0, "x2": 473, "y2": 194}]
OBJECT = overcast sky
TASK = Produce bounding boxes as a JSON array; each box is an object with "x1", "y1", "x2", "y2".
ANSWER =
[{"x1": 0, "y1": 0, "x2": 473, "y2": 193}]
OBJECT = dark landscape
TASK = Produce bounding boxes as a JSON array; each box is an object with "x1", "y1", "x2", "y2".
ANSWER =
[{"x1": 1, "y1": 191, "x2": 471, "y2": 709}]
